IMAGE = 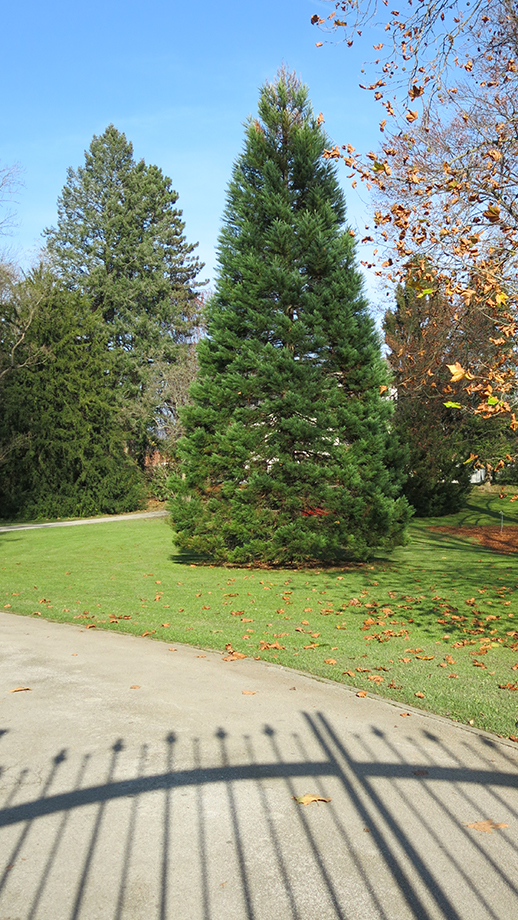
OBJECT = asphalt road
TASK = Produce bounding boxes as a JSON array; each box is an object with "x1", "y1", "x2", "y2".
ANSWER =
[{"x1": 1, "y1": 611, "x2": 517, "y2": 920}]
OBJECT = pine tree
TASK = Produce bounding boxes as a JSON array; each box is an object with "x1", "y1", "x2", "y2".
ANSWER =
[
  {"x1": 44, "y1": 125, "x2": 203, "y2": 462},
  {"x1": 0, "y1": 269, "x2": 144, "y2": 520},
  {"x1": 169, "y1": 71, "x2": 410, "y2": 565}
]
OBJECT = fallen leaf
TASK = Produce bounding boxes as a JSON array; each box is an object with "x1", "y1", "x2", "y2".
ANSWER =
[
  {"x1": 343, "y1": 670, "x2": 355, "y2": 677},
  {"x1": 400, "y1": 657, "x2": 411, "y2": 663},
  {"x1": 161, "y1": 623, "x2": 170, "y2": 628},
  {"x1": 415, "y1": 692, "x2": 425, "y2": 698},
  {"x1": 324, "y1": 658, "x2": 337, "y2": 665},
  {"x1": 416, "y1": 655, "x2": 434, "y2": 661},
  {"x1": 498, "y1": 683, "x2": 518, "y2": 691},
  {"x1": 223, "y1": 644, "x2": 246, "y2": 661},
  {"x1": 242, "y1": 690, "x2": 256, "y2": 695},
  {"x1": 293, "y1": 794, "x2": 331, "y2": 806},
  {"x1": 448, "y1": 674, "x2": 459, "y2": 679},
  {"x1": 85, "y1": 624, "x2": 96, "y2": 629},
  {"x1": 130, "y1": 685, "x2": 140, "y2": 690},
  {"x1": 356, "y1": 690, "x2": 367, "y2": 698},
  {"x1": 196, "y1": 655, "x2": 207, "y2": 658},
  {"x1": 509, "y1": 735, "x2": 518, "y2": 743},
  {"x1": 141, "y1": 630, "x2": 156, "y2": 637},
  {"x1": 465, "y1": 819, "x2": 509, "y2": 833},
  {"x1": 9, "y1": 687, "x2": 32, "y2": 693},
  {"x1": 400, "y1": 712, "x2": 412, "y2": 717},
  {"x1": 168, "y1": 647, "x2": 178, "y2": 651}
]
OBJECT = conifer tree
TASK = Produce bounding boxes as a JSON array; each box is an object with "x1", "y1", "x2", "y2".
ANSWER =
[
  {"x1": 44, "y1": 125, "x2": 203, "y2": 462},
  {"x1": 170, "y1": 71, "x2": 410, "y2": 564},
  {"x1": 0, "y1": 270, "x2": 144, "y2": 520}
]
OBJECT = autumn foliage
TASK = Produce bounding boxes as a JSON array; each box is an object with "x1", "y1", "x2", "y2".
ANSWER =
[{"x1": 313, "y1": 0, "x2": 518, "y2": 432}]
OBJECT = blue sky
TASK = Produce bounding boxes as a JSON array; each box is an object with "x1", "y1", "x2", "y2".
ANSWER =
[{"x1": 1, "y1": 0, "x2": 386, "y2": 300}]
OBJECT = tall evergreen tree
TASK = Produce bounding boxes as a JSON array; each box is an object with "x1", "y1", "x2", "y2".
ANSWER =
[
  {"x1": 0, "y1": 269, "x2": 144, "y2": 520},
  {"x1": 169, "y1": 71, "x2": 410, "y2": 565},
  {"x1": 44, "y1": 125, "x2": 203, "y2": 462}
]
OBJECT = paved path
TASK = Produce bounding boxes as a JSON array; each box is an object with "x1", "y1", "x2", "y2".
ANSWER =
[
  {"x1": 1, "y1": 611, "x2": 517, "y2": 920},
  {"x1": 0, "y1": 510, "x2": 169, "y2": 533}
]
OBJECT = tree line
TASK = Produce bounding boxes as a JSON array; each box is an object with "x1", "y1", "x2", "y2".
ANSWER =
[
  {"x1": 1, "y1": 63, "x2": 514, "y2": 561},
  {"x1": 0, "y1": 125, "x2": 202, "y2": 519}
]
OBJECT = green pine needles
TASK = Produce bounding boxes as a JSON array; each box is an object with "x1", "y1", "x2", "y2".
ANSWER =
[{"x1": 170, "y1": 71, "x2": 410, "y2": 565}]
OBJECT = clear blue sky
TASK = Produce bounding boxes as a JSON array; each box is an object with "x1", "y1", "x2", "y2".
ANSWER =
[{"x1": 1, "y1": 0, "x2": 386, "y2": 298}]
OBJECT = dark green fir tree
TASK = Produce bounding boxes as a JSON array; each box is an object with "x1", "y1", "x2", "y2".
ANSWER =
[
  {"x1": 0, "y1": 269, "x2": 145, "y2": 520},
  {"x1": 169, "y1": 71, "x2": 410, "y2": 564},
  {"x1": 44, "y1": 125, "x2": 203, "y2": 464}
]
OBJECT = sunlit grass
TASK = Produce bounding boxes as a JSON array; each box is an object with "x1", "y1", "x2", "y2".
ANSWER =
[{"x1": 1, "y1": 485, "x2": 517, "y2": 739}]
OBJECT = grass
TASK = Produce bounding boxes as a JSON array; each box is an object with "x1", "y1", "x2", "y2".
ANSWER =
[{"x1": 1, "y1": 485, "x2": 517, "y2": 740}]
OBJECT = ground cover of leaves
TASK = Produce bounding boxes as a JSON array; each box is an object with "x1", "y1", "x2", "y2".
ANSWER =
[{"x1": 1, "y1": 488, "x2": 517, "y2": 740}]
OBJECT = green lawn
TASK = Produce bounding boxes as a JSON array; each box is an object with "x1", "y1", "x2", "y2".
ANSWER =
[{"x1": 1, "y1": 486, "x2": 517, "y2": 739}]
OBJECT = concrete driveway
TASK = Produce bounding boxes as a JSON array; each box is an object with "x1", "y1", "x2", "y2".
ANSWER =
[{"x1": 1, "y1": 611, "x2": 517, "y2": 920}]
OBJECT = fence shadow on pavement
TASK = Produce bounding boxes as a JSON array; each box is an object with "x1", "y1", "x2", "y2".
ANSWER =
[{"x1": 0, "y1": 713, "x2": 517, "y2": 920}]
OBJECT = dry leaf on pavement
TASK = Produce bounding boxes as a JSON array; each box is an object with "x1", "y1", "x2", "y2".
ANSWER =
[
  {"x1": 293, "y1": 794, "x2": 331, "y2": 806},
  {"x1": 465, "y1": 819, "x2": 509, "y2": 833}
]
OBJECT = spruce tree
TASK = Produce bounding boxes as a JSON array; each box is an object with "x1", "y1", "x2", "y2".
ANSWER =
[
  {"x1": 44, "y1": 125, "x2": 203, "y2": 462},
  {"x1": 170, "y1": 71, "x2": 410, "y2": 565}
]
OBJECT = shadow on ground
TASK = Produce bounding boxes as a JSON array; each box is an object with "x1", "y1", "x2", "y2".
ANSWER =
[{"x1": 1, "y1": 713, "x2": 517, "y2": 920}]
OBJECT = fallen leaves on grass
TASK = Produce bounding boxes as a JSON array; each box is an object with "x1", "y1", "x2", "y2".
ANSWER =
[
  {"x1": 260, "y1": 640, "x2": 285, "y2": 650},
  {"x1": 324, "y1": 658, "x2": 337, "y2": 665},
  {"x1": 415, "y1": 692, "x2": 425, "y2": 699},
  {"x1": 293, "y1": 794, "x2": 331, "y2": 806},
  {"x1": 141, "y1": 631, "x2": 156, "y2": 637},
  {"x1": 223, "y1": 644, "x2": 246, "y2": 661},
  {"x1": 343, "y1": 670, "x2": 355, "y2": 677},
  {"x1": 465, "y1": 819, "x2": 509, "y2": 833},
  {"x1": 498, "y1": 683, "x2": 518, "y2": 691}
]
